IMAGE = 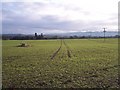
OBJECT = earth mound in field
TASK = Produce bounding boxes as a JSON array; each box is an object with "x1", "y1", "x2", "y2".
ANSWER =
[{"x1": 17, "y1": 43, "x2": 30, "y2": 47}]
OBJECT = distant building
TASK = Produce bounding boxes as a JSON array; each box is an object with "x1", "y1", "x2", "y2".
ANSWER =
[
  {"x1": 41, "y1": 33, "x2": 44, "y2": 39},
  {"x1": 34, "y1": 33, "x2": 44, "y2": 39},
  {"x1": 35, "y1": 33, "x2": 37, "y2": 37}
]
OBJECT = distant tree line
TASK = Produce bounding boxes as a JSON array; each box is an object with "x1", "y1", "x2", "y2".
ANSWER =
[{"x1": 2, "y1": 33, "x2": 120, "y2": 40}]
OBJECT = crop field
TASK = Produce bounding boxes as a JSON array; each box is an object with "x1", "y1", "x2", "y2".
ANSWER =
[{"x1": 2, "y1": 38, "x2": 119, "y2": 88}]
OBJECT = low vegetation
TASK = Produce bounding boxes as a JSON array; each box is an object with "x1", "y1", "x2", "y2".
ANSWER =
[{"x1": 2, "y1": 38, "x2": 119, "y2": 88}]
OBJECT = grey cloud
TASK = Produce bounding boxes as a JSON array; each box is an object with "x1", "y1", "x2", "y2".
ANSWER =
[
  {"x1": 2, "y1": 12, "x2": 87, "y2": 34},
  {"x1": 2, "y1": 2, "x2": 90, "y2": 34},
  {"x1": 2, "y1": 2, "x2": 117, "y2": 34},
  {"x1": 3, "y1": 13, "x2": 117, "y2": 34}
]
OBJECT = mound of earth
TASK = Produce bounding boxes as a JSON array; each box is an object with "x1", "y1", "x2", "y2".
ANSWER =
[{"x1": 17, "y1": 43, "x2": 30, "y2": 47}]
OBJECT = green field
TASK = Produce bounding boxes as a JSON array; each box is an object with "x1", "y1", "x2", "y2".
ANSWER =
[{"x1": 2, "y1": 38, "x2": 119, "y2": 88}]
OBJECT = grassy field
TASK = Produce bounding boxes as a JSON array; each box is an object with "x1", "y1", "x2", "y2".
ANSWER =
[{"x1": 2, "y1": 38, "x2": 119, "y2": 88}]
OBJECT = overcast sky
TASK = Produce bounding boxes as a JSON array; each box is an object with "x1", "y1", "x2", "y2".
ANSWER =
[{"x1": 1, "y1": 0, "x2": 119, "y2": 34}]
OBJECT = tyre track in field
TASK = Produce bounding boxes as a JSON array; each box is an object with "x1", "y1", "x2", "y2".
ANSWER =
[
  {"x1": 50, "y1": 39, "x2": 73, "y2": 59},
  {"x1": 63, "y1": 39, "x2": 72, "y2": 58},
  {"x1": 50, "y1": 40, "x2": 62, "y2": 59}
]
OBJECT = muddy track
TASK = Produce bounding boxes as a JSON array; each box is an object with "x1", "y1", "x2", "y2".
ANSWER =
[
  {"x1": 50, "y1": 40, "x2": 62, "y2": 59},
  {"x1": 50, "y1": 39, "x2": 73, "y2": 59},
  {"x1": 63, "y1": 40, "x2": 72, "y2": 58}
]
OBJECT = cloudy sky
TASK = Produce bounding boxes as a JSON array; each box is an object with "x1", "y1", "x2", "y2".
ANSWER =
[{"x1": 1, "y1": 0, "x2": 119, "y2": 34}]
